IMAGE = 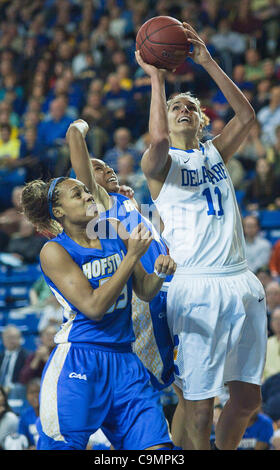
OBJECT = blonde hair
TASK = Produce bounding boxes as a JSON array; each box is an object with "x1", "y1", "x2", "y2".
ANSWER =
[
  {"x1": 21, "y1": 179, "x2": 66, "y2": 237},
  {"x1": 167, "y1": 92, "x2": 210, "y2": 131}
]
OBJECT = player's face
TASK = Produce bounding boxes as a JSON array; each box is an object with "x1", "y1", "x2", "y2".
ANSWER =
[
  {"x1": 26, "y1": 383, "x2": 40, "y2": 410},
  {"x1": 91, "y1": 159, "x2": 119, "y2": 193},
  {"x1": 54, "y1": 179, "x2": 99, "y2": 223},
  {"x1": 168, "y1": 98, "x2": 202, "y2": 136}
]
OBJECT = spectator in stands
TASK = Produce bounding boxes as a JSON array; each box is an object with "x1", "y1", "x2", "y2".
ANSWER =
[
  {"x1": 243, "y1": 48, "x2": 266, "y2": 83},
  {"x1": 243, "y1": 214, "x2": 272, "y2": 273},
  {"x1": 37, "y1": 96, "x2": 72, "y2": 176},
  {"x1": 262, "y1": 374, "x2": 280, "y2": 441},
  {"x1": 29, "y1": 276, "x2": 63, "y2": 333},
  {"x1": 0, "y1": 386, "x2": 19, "y2": 450},
  {"x1": 103, "y1": 127, "x2": 141, "y2": 172},
  {"x1": 232, "y1": 64, "x2": 254, "y2": 92},
  {"x1": 198, "y1": 0, "x2": 229, "y2": 29},
  {"x1": 236, "y1": 409, "x2": 274, "y2": 450},
  {"x1": 37, "y1": 96, "x2": 73, "y2": 149},
  {"x1": 234, "y1": 121, "x2": 266, "y2": 171},
  {"x1": 0, "y1": 123, "x2": 20, "y2": 169},
  {"x1": 116, "y1": 152, "x2": 150, "y2": 205},
  {"x1": 0, "y1": 185, "x2": 24, "y2": 241},
  {"x1": 262, "y1": 306, "x2": 280, "y2": 382},
  {"x1": 3, "y1": 218, "x2": 47, "y2": 265},
  {"x1": 19, "y1": 325, "x2": 57, "y2": 385},
  {"x1": 262, "y1": 59, "x2": 278, "y2": 86},
  {"x1": 257, "y1": 85, "x2": 280, "y2": 147},
  {"x1": 231, "y1": 0, "x2": 263, "y2": 39},
  {"x1": 210, "y1": 18, "x2": 247, "y2": 74},
  {"x1": 210, "y1": 117, "x2": 245, "y2": 188},
  {"x1": 265, "y1": 280, "x2": 280, "y2": 334},
  {"x1": 256, "y1": 267, "x2": 273, "y2": 289},
  {"x1": 251, "y1": 79, "x2": 271, "y2": 113},
  {"x1": 0, "y1": 100, "x2": 20, "y2": 131},
  {"x1": 0, "y1": 326, "x2": 28, "y2": 395},
  {"x1": 90, "y1": 14, "x2": 110, "y2": 59},
  {"x1": 103, "y1": 72, "x2": 135, "y2": 131},
  {"x1": 72, "y1": 38, "x2": 92, "y2": 77},
  {"x1": 116, "y1": 64, "x2": 133, "y2": 91},
  {"x1": 269, "y1": 239, "x2": 280, "y2": 279},
  {"x1": 98, "y1": 36, "x2": 122, "y2": 78},
  {"x1": 266, "y1": 124, "x2": 280, "y2": 176},
  {"x1": 18, "y1": 378, "x2": 40, "y2": 450},
  {"x1": 18, "y1": 127, "x2": 44, "y2": 182},
  {"x1": 243, "y1": 157, "x2": 280, "y2": 211},
  {"x1": 81, "y1": 91, "x2": 112, "y2": 157}
]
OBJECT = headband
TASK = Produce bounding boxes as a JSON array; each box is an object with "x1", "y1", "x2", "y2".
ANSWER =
[{"x1": 47, "y1": 177, "x2": 65, "y2": 220}]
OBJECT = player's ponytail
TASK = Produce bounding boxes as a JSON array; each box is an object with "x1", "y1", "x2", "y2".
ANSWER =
[{"x1": 21, "y1": 178, "x2": 66, "y2": 236}]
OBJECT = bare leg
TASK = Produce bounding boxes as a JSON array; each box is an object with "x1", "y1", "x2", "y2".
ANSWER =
[
  {"x1": 183, "y1": 398, "x2": 214, "y2": 449},
  {"x1": 171, "y1": 384, "x2": 195, "y2": 449},
  {"x1": 215, "y1": 381, "x2": 262, "y2": 450},
  {"x1": 172, "y1": 384, "x2": 214, "y2": 450}
]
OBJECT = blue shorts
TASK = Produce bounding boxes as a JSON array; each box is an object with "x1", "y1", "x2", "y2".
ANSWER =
[{"x1": 36, "y1": 342, "x2": 172, "y2": 450}]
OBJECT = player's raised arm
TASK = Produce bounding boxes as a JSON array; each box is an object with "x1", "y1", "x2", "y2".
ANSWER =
[
  {"x1": 135, "y1": 51, "x2": 171, "y2": 186},
  {"x1": 66, "y1": 120, "x2": 111, "y2": 210},
  {"x1": 40, "y1": 222, "x2": 153, "y2": 321},
  {"x1": 183, "y1": 22, "x2": 256, "y2": 162}
]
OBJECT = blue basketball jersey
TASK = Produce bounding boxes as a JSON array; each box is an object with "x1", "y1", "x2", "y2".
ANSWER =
[
  {"x1": 99, "y1": 193, "x2": 174, "y2": 389},
  {"x1": 40, "y1": 220, "x2": 134, "y2": 350},
  {"x1": 105, "y1": 193, "x2": 172, "y2": 279}
]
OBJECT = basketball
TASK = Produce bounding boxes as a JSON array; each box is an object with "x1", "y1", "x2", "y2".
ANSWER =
[{"x1": 136, "y1": 16, "x2": 190, "y2": 71}]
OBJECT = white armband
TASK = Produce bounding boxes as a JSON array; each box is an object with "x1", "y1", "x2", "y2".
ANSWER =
[{"x1": 69, "y1": 120, "x2": 89, "y2": 137}]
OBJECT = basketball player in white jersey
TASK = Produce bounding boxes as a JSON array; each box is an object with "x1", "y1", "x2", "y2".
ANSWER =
[{"x1": 135, "y1": 22, "x2": 267, "y2": 450}]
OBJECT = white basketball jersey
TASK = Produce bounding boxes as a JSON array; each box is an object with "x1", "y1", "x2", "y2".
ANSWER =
[{"x1": 153, "y1": 140, "x2": 246, "y2": 268}]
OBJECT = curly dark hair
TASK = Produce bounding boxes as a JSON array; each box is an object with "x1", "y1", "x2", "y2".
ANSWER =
[{"x1": 21, "y1": 178, "x2": 68, "y2": 236}]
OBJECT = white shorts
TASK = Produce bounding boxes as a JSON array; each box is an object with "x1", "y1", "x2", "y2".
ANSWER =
[{"x1": 167, "y1": 263, "x2": 267, "y2": 400}]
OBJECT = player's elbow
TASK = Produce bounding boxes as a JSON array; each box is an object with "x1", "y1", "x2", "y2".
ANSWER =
[
  {"x1": 241, "y1": 107, "x2": 256, "y2": 127},
  {"x1": 150, "y1": 135, "x2": 170, "y2": 151},
  {"x1": 83, "y1": 301, "x2": 104, "y2": 322}
]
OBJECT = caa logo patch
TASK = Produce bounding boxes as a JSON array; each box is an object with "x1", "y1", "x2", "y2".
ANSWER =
[{"x1": 69, "y1": 372, "x2": 87, "y2": 381}]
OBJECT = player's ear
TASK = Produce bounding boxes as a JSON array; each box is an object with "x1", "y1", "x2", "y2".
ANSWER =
[{"x1": 52, "y1": 206, "x2": 64, "y2": 220}]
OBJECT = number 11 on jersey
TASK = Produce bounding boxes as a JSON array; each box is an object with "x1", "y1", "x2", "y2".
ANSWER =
[{"x1": 202, "y1": 187, "x2": 224, "y2": 216}]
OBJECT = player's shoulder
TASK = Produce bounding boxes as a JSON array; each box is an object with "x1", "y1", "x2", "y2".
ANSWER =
[{"x1": 40, "y1": 238, "x2": 71, "y2": 268}]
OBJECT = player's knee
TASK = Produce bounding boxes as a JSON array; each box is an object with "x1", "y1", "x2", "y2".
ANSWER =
[
  {"x1": 230, "y1": 389, "x2": 261, "y2": 416},
  {"x1": 193, "y1": 408, "x2": 213, "y2": 434}
]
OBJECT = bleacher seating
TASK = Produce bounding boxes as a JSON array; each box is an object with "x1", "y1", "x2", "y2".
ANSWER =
[
  {"x1": 0, "y1": 263, "x2": 42, "y2": 352},
  {"x1": 259, "y1": 211, "x2": 280, "y2": 245}
]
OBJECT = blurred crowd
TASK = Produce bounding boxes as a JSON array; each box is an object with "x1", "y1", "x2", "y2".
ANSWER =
[{"x1": 0, "y1": 0, "x2": 280, "y2": 451}]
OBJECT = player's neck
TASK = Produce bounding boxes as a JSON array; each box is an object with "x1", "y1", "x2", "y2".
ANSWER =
[
  {"x1": 170, "y1": 134, "x2": 200, "y2": 151},
  {"x1": 64, "y1": 223, "x2": 101, "y2": 249}
]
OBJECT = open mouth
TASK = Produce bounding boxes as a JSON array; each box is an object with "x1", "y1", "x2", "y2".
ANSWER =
[
  {"x1": 107, "y1": 176, "x2": 118, "y2": 184},
  {"x1": 178, "y1": 116, "x2": 190, "y2": 123}
]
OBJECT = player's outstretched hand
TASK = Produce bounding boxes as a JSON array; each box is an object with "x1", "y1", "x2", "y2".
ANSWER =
[
  {"x1": 135, "y1": 50, "x2": 167, "y2": 77},
  {"x1": 183, "y1": 22, "x2": 212, "y2": 66},
  {"x1": 66, "y1": 119, "x2": 89, "y2": 141},
  {"x1": 128, "y1": 222, "x2": 153, "y2": 259},
  {"x1": 154, "y1": 254, "x2": 177, "y2": 278}
]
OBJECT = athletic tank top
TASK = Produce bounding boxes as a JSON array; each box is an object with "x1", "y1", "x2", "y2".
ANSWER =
[
  {"x1": 100, "y1": 192, "x2": 172, "y2": 281},
  {"x1": 153, "y1": 140, "x2": 246, "y2": 268},
  {"x1": 40, "y1": 220, "x2": 134, "y2": 350}
]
